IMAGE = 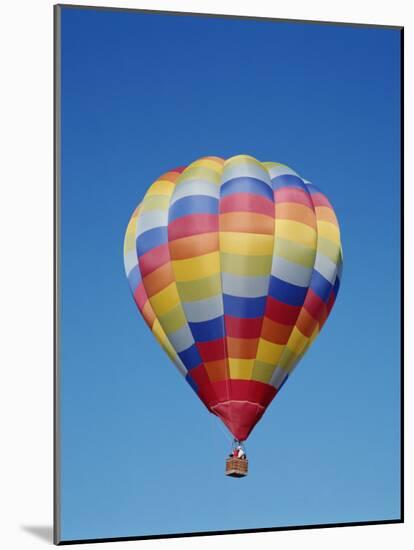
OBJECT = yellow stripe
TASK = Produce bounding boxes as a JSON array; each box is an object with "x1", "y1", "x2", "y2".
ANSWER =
[
  {"x1": 275, "y1": 238, "x2": 316, "y2": 268},
  {"x1": 224, "y1": 154, "x2": 263, "y2": 169},
  {"x1": 256, "y1": 339, "x2": 285, "y2": 364},
  {"x1": 149, "y1": 283, "x2": 180, "y2": 316},
  {"x1": 286, "y1": 327, "x2": 309, "y2": 356},
  {"x1": 158, "y1": 304, "x2": 187, "y2": 333},
  {"x1": 220, "y1": 232, "x2": 274, "y2": 256},
  {"x1": 229, "y1": 358, "x2": 254, "y2": 379},
  {"x1": 185, "y1": 158, "x2": 223, "y2": 174},
  {"x1": 220, "y1": 252, "x2": 272, "y2": 276},
  {"x1": 152, "y1": 319, "x2": 178, "y2": 361},
  {"x1": 177, "y1": 165, "x2": 221, "y2": 185},
  {"x1": 172, "y1": 251, "x2": 220, "y2": 281},
  {"x1": 123, "y1": 232, "x2": 136, "y2": 254},
  {"x1": 317, "y1": 237, "x2": 341, "y2": 263},
  {"x1": 123, "y1": 217, "x2": 137, "y2": 254},
  {"x1": 309, "y1": 325, "x2": 319, "y2": 344},
  {"x1": 140, "y1": 195, "x2": 170, "y2": 212},
  {"x1": 275, "y1": 220, "x2": 317, "y2": 248},
  {"x1": 262, "y1": 161, "x2": 285, "y2": 170},
  {"x1": 317, "y1": 220, "x2": 340, "y2": 245},
  {"x1": 251, "y1": 360, "x2": 275, "y2": 383},
  {"x1": 278, "y1": 348, "x2": 299, "y2": 371},
  {"x1": 176, "y1": 274, "x2": 221, "y2": 301},
  {"x1": 145, "y1": 179, "x2": 175, "y2": 196}
]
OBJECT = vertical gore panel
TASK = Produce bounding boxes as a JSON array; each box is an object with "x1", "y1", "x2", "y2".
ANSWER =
[{"x1": 168, "y1": 157, "x2": 226, "y2": 408}]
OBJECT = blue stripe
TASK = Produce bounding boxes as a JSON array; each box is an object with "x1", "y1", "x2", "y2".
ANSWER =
[
  {"x1": 278, "y1": 374, "x2": 289, "y2": 391},
  {"x1": 271, "y1": 175, "x2": 308, "y2": 192},
  {"x1": 189, "y1": 316, "x2": 224, "y2": 342},
  {"x1": 310, "y1": 270, "x2": 332, "y2": 303},
  {"x1": 220, "y1": 177, "x2": 274, "y2": 201},
  {"x1": 268, "y1": 276, "x2": 308, "y2": 306},
  {"x1": 305, "y1": 183, "x2": 322, "y2": 195},
  {"x1": 178, "y1": 344, "x2": 202, "y2": 370},
  {"x1": 169, "y1": 195, "x2": 218, "y2": 222},
  {"x1": 136, "y1": 226, "x2": 168, "y2": 256},
  {"x1": 333, "y1": 275, "x2": 340, "y2": 297},
  {"x1": 127, "y1": 265, "x2": 140, "y2": 289},
  {"x1": 186, "y1": 374, "x2": 199, "y2": 393},
  {"x1": 223, "y1": 294, "x2": 266, "y2": 318}
]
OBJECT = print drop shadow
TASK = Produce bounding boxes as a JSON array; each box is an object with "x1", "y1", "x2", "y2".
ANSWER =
[{"x1": 21, "y1": 525, "x2": 53, "y2": 543}]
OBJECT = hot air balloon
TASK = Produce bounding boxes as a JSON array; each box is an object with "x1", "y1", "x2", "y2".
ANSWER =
[{"x1": 123, "y1": 154, "x2": 343, "y2": 477}]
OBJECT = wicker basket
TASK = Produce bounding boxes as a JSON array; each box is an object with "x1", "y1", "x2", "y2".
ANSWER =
[{"x1": 225, "y1": 457, "x2": 248, "y2": 477}]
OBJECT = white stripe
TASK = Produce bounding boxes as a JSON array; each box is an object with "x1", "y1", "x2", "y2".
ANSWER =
[
  {"x1": 167, "y1": 324, "x2": 195, "y2": 353},
  {"x1": 170, "y1": 180, "x2": 219, "y2": 204},
  {"x1": 124, "y1": 250, "x2": 138, "y2": 276},
  {"x1": 222, "y1": 163, "x2": 272, "y2": 187},
  {"x1": 136, "y1": 210, "x2": 166, "y2": 235},
  {"x1": 271, "y1": 256, "x2": 313, "y2": 287},
  {"x1": 270, "y1": 366, "x2": 288, "y2": 389},
  {"x1": 267, "y1": 164, "x2": 300, "y2": 179},
  {"x1": 222, "y1": 273, "x2": 270, "y2": 297},
  {"x1": 314, "y1": 253, "x2": 338, "y2": 284},
  {"x1": 182, "y1": 294, "x2": 224, "y2": 322},
  {"x1": 171, "y1": 356, "x2": 188, "y2": 377}
]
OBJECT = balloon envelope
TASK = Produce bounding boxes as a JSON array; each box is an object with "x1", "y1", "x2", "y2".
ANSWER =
[{"x1": 124, "y1": 155, "x2": 342, "y2": 441}]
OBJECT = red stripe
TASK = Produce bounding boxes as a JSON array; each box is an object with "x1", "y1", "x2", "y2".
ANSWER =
[
  {"x1": 158, "y1": 166, "x2": 187, "y2": 180},
  {"x1": 168, "y1": 214, "x2": 218, "y2": 240},
  {"x1": 220, "y1": 193, "x2": 274, "y2": 217},
  {"x1": 189, "y1": 366, "x2": 217, "y2": 408},
  {"x1": 196, "y1": 339, "x2": 227, "y2": 362},
  {"x1": 138, "y1": 243, "x2": 170, "y2": 278},
  {"x1": 326, "y1": 289, "x2": 336, "y2": 315},
  {"x1": 310, "y1": 192, "x2": 333, "y2": 208},
  {"x1": 224, "y1": 316, "x2": 263, "y2": 338},
  {"x1": 211, "y1": 379, "x2": 276, "y2": 408},
  {"x1": 194, "y1": 376, "x2": 278, "y2": 422},
  {"x1": 265, "y1": 296, "x2": 301, "y2": 325},
  {"x1": 197, "y1": 389, "x2": 214, "y2": 409},
  {"x1": 172, "y1": 166, "x2": 186, "y2": 174},
  {"x1": 133, "y1": 282, "x2": 148, "y2": 310},
  {"x1": 275, "y1": 187, "x2": 314, "y2": 208},
  {"x1": 190, "y1": 364, "x2": 210, "y2": 388},
  {"x1": 303, "y1": 289, "x2": 326, "y2": 323}
]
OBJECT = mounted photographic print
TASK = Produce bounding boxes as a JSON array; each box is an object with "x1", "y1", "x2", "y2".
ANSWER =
[{"x1": 54, "y1": 4, "x2": 403, "y2": 545}]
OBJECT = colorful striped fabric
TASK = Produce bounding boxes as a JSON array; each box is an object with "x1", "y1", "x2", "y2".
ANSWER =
[{"x1": 124, "y1": 155, "x2": 343, "y2": 441}]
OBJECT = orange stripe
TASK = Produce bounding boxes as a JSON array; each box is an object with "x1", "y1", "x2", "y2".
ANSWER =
[
  {"x1": 295, "y1": 308, "x2": 317, "y2": 338},
  {"x1": 142, "y1": 262, "x2": 174, "y2": 297},
  {"x1": 158, "y1": 170, "x2": 183, "y2": 182},
  {"x1": 261, "y1": 317, "x2": 294, "y2": 344},
  {"x1": 204, "y1": 359, "x2": 229, "y2": 382},
  {"x1": 315, "y1": 206, "x2": 338, "y2": 225},
  {"x1": 275, "y1": 203, "x2": 316, "y2": 229},
  {"x1": 319, "y1": 304, "x2": 328, "y2": 327},
  {"x1": 220, "y1": 212, "x2": 274, "y2": 235},
  {"x1": 227, "y1": 337, "x2": 259, "y2": 358},
  {"x1": 168, "y1": 232, "x2": 219, "y2": 260},
  {"x1": 141, "y1": 300, "x2": 156, "y2": 327}
]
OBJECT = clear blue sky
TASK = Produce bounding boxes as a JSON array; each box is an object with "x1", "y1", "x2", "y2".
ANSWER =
[{"x1": 59, "y1": 6, "x2": 401, "y2": 542}]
